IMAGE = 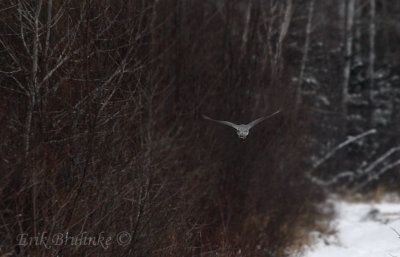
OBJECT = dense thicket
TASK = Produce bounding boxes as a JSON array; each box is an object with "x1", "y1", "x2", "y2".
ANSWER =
[{"x1": 0, "y1": 0, "x2": 320, "y2": 256}]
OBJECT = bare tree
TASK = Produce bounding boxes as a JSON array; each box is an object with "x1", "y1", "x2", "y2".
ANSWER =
[
  {"x1": 273, "y1": 0, "x2": 292, "y2": 80},
  {"x1": 295, "y1": 0, "x2": 315, "y2": 113},
  {"x1": 368, "y1": 0, "x2": 376, "y2": 101},
  {"x1": 241, "y1": 0, "x2": 253, "y2": 56},
  {"x1": 342, "y1": 0, "x2": 356, "y2": 115}
]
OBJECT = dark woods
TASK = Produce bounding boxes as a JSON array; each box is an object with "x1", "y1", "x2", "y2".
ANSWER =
[{"x1": 0, "y1": 0, "x2": 399, "y2": 256}]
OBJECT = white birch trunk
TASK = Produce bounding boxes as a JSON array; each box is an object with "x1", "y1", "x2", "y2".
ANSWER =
[
  {"x1": 295, "y1": 0, "x2": 315, "y2": 112},
  {"x1": 342, "y1": 0, "x2": 355, "y2": 115},
  {"x1": 354, "y1": 0, "x2": 361, "y2": 56},
  {"x1": 273, "y1": 0, "x2": 292, "y2": 80},
  {"x1": 368, "y1": 0, "x2": 376, "y2": 101},
  {"x1": 241, "y1": 0, "x2": 252, "y2": 55}
]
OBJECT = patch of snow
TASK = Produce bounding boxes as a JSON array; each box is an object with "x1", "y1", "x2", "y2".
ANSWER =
[
  {"x1": 304, "y1": 76, "x2": 319, "y2": 85},
  {"x1": 374, "y1": 69, "x2": 390, "y2": 79},
  {"x1": 372, "y1": 108, "x2": 392, "y2": 126},
  {"x1": 391, "y1": 75, "x2": 399, "y2": 81},
  {"x1": 317, "y1": 95, "x2": 330, "y2": 106},
  {"x1": 302, "y1": 197, "x2": 400, "y2": 257},
  {"x1": 353, "y1": 57, "x2": 364, "y2": 68}
]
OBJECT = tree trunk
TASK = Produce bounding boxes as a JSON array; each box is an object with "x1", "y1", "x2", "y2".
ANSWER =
[
  {"x1": 368, "y1": 0, "x2": 376, "y2": 101},
  {"x1": 342, "y1": 0, "x2": 355, "y2": 116},
  {"x1": 295, "y1": 0, "x2": 315, "y2": 113}
]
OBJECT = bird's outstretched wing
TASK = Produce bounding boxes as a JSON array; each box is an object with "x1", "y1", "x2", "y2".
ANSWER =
[
  {"x1": 247, "y1": 109, "x2": 281, "y2": 129},
  {"x1": 202, "y1": 115, "x2": 239, "y2": 130}
]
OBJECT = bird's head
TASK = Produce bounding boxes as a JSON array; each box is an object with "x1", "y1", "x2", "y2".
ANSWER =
[{"x1": 236, "y1": 128, "x2": 249, "y2": 139}]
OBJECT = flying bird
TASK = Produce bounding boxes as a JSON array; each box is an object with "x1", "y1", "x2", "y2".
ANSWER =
[{"x1": 202, "y1": 110, "x2": 281, "y2": 139}]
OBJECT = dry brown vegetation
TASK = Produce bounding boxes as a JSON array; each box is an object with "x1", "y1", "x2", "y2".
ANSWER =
[{"x1": 0, "y1": 0, "x2": 324, "y2": 256}]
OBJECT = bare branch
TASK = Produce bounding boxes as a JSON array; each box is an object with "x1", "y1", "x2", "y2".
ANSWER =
[{"x1": 311, "y1": 129, "x2": 377, "y2": 170}]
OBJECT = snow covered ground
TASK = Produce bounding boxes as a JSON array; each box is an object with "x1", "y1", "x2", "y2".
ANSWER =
[{"x1": 302, "y1": 196, "x2": 400, "y2": 257}]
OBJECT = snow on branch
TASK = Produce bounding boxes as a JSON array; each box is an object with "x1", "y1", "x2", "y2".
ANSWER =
[
  {"x1": 310, "y1": 144, "x2": 400, "y2": 189},
  {"x1": 361, "y1": 146, "x2": 400, "y2": 175},
  {"x1": 357, "y1": 158, "x2": 400, "y2": 190},
  {"x1": 311, "y1": 128, "x2": 377, "y2": 171}
]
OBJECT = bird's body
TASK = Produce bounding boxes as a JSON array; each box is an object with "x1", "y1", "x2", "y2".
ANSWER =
[{"x1": 202, "y1": 110, "x2": 280, "y2": 139}]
